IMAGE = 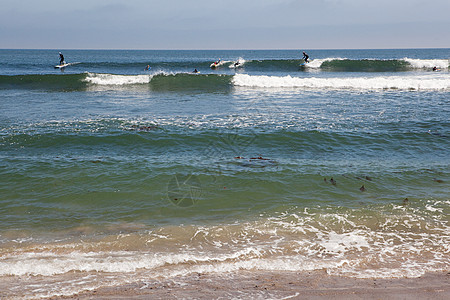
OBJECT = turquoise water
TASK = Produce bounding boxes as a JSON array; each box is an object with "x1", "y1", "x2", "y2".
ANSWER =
[{"x1": 0, "y1": 49, "x2": 449, "y2": 298}]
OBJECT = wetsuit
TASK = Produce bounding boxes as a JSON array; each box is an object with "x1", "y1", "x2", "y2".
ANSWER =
[
  {"x1": 59, "y1": 53, "x2": 64, "y2": 65},
  {"x1": 302, "y1": 52, "x2": 309, "y2": 63}
]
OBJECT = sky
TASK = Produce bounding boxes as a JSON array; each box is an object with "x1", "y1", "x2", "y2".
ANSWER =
[{"x1": 1, "y1": 0, "x2": 449, "y2": 49}]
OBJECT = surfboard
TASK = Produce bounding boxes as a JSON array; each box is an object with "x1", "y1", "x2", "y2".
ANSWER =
[
  {"x1": 54, "y1": 62, "x2": 80, "y2": 69},
  {"x1": 210, "y1": 60, "x2": 224, "y2": 69},
  {"x1": 299, "y1": 59, "x2": 308, "y2": 67},
  {"x1": 54, "y1": 63, "x2": 71, "y2": 69}
]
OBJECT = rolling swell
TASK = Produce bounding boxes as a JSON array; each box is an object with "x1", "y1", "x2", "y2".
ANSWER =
[
  {"x1": 319, "y1": 59, "x2": 411, "y2": 72},
  {"x1": 2, "y1": 126, "x2": 446, "y2": 161},
  {"x1": 235, "y1": 58, "x2": 449, "y2": 72},
  {"x1": 0, "y1": 73, "x2": 233, "y2": 92},
  {"x1": 0, "y1": 74, "x2": 87, "y2": 91},
  {"x1": 239, "y1": 58, "x2": 415, "y2": 72},
  {"x1": 305, "y1": 58, "x2": 449, "y2": 72},
  {"x1": 149, "y1": 73, "x2": 231, "y2": 92}
]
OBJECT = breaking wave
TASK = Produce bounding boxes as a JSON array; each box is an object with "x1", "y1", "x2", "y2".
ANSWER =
[
  {"x1": 232, "y1": 73, "x2": 450, "y2": 90},
  {"x1": 1, "y1": 69, "x2": 449, "y2": 92}
]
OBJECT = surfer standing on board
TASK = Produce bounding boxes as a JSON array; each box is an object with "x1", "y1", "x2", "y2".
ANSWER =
[
  {"x1": 302, "y1": 51, "x2": 309, "y2": 63},
  {"x1": 59, "y1": 52, "x2": 64, "y2": 65}
]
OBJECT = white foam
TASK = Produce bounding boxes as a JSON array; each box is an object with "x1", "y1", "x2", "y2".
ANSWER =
[
  {"x1": 229, "y1": 57, "x2": 247, "y2": 69},
  {"x1": 403, "y1": 57, "x2": 449, "y2": 69},
  {"x1": 232, "y1": 73, "x2": 450, "y2": 90},
  {"x1": 306, "y1": 57, "x2": 347, "y2": 68},
  {"x1": 0, "y1": 251, "x2": 162, "y2": 276},
  {"x1": 0, "y1": 245, "x2": 267, "y2": 277},
  {"x1": 318, "y1": 231, "x2": 370, "y2": 255},
  {"x1": 1, "y1": 203, "x2": 449, "y2": 299},
  {"x1": 84, "y1": 72, "x2": 152, "y2": 85}
]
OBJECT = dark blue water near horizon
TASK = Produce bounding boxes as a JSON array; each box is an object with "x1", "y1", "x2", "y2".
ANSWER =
[{"x1": 1, "y1": 48, "x2": 449, "y2": 75}]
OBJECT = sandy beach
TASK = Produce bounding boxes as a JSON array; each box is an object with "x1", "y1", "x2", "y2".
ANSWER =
[{"x1": 50, "y1": 270, "x2": 450, "y2": 300}]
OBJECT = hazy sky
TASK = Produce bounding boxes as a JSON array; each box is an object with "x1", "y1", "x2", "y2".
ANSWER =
[{"x1": 1, "y1": 0, "x2": 449, "y2": 49}]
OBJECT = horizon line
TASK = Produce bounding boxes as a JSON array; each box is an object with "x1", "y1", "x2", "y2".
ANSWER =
[{"x1": 1, "y1": 47, "x2": 449, "y2": 51}]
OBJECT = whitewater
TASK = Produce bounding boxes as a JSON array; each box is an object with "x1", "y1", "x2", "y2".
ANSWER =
[{"x1": 232, "y1": 73, "x2": 450, "y2": 90}]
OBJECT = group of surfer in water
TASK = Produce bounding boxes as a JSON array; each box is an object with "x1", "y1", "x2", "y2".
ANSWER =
[
  {"x1": 58, "y1": 51, "x2": 306, "y2": 71},
  {"x1": 57, "y1": 51, "x2": 442, "y2": 72},
  {"x1": 143, "y1": 51, "x2": 307, "y2": 73}
]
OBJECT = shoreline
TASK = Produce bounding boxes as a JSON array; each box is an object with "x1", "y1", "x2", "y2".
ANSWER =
[{"x1": 50, "y1": 270, "x2": 450, "y2": 300}]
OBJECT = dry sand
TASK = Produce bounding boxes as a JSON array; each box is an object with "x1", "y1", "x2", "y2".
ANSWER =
[{"x1": 50, "y1": 270, "x2": 450, "y2": 300}]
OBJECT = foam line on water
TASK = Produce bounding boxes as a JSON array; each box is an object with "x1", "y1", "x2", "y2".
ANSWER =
[
  {"x1": 84, "y1": 72, "x2": 152, "y2": 85},
  {"x1": 232, "y1": 73, "x2": 450, "y2": 90}
]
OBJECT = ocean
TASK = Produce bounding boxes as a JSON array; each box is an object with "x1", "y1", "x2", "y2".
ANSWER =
[{"x1": 0, "y1": 49, "x2": 449, "y2": 298}]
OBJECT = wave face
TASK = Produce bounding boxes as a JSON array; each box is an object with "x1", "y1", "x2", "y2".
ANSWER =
[
  {"x1": 305, "y1": 58, "x2": 449, "y2": 72},
  {"x1": 0, "y1": 73, "x2": 234, "y2": 92},
  {"x1": 0, "y1": 73, "x2": 87, "y2": 91}
]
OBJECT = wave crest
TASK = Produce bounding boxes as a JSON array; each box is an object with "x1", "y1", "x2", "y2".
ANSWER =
[{"x1": 84, "y1": 72, "x2": 152, "y2": 85}]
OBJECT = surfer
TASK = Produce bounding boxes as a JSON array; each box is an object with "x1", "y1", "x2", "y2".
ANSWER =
[
  {"x1": 145, "y1": 65, "x2": 150, "y2": 71},
  {"x1": 302, "y1": 51, "x2": 309, "y2": 63},
  {"x1": 193, "y1": 68, "x2": 199, "y2": 73},
  {"x1": 59, "y1": 52, "x2": 64, "y2": 65}
]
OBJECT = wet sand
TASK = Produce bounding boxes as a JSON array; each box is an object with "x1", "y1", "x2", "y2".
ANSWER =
[{"x1": 51, "y1": 270, "x2": 450, "y2": 299}]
